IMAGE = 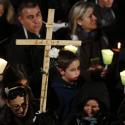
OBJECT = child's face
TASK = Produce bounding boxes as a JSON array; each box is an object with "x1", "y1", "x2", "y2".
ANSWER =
[
  {"x1": 61, "y1": 59, "x2": 80, "y2": 83},
  {"x1": 83, "y1": 99, "x2": 100, "y2": 117}
]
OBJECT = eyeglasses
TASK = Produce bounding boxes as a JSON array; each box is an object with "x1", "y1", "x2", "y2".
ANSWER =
[
  {"x1": 9, "y1": 101, "x2": 28, "y2": 112},
  {"x1": 5, "y1": 86, "x2": 27, "y2": 100}
]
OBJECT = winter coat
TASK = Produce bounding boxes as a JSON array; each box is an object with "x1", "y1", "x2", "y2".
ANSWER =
[
  {"x1": 5, "y1": 25, "x2": 46, "y2": 98},
  {"x1": 47, "y1": 68, "x2": 83, "y2": 124}
]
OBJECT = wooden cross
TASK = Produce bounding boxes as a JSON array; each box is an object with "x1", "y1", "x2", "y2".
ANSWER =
[{"x1": 16, "y1": 9, "x2": 81, "y2": 113}]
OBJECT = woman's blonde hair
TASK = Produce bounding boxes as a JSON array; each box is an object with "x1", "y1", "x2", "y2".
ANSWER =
[
  {"x1": 0, "y1": 0, "x2": 15, "y2": 23},
  {"x1": 69, "y1": 1, "x2": 95, "y2": 35}
]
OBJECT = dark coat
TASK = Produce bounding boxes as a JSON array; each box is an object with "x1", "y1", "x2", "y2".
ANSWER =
[
  {"x1": 0, "y1": 15, "x2": 16, "y2": 59},
  {"x1": 5, "y1": 25, "x2": 46, "y2": 98},
  {"x1": 47, "y1": 68, "x2": 83, "y2": 124},
  {"x1": 0, "y1": 104, "x2": 56, "y2": 125}
]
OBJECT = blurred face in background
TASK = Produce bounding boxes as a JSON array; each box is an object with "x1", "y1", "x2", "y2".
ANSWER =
[
  {"x1": 77, "y1": 7, "x2": 97, "y2": 32},
  {"x1": 0, "y1": 4, "x2": 4, "y2": 17},
  {"x1": 83, "y1": 99, "x2": 100, "y2": 117},
  {"x1": 98, "y1": 0, "x2": 114, "y2": 8},
  {"x1": 18, "y1": 5, "x2": 42, "y2": 35}
]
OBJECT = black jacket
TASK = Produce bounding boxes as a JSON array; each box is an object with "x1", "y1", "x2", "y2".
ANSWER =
[{"x1": 5, "y1": 25, "x2": 46, "y2": 98}]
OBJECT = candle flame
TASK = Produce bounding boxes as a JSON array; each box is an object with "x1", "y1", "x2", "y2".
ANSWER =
[{"x1": 117, "y1": 42, "x2": 121, "y2": 49}]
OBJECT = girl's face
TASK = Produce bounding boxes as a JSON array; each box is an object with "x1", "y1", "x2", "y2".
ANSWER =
[
  {"x1": 0, "y1": 4, "x2": 4, "y2": 17},
  {"x1": 60, "y1": 59, "x2": 80, "y2": 84},
  {"x1": 77, "y1": 7, "x2": 97, "y2": 32},
  {"x1": 83, "y1": 99, "x2": 100, "y2": 117}
]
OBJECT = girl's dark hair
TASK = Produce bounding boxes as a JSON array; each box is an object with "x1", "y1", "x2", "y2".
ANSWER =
[
  {"x1": 57, "y1": 50, "x2": 79, "y2": 70},
  {"x1": 2, "y1": 64, "x2": 28, "y2": 87}
]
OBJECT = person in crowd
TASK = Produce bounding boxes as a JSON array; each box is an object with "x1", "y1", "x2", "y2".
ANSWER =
[
  {"x1": 5, "y1": 0, "x2": 46, "y2": 98},
  {"x1": 0, "y1": 0, "x2": 16, "y2": 59},
  {"x1": 54, "y1": 0, "x2": 110, "y2": 112},
  {"x1": 64, "y1": 96, "x2": 111, "y2": 125},
  {"x1": 0, "y1": 64, "x2": 56, "y2": 125},
  {"x1": 94, "y1": 0, "x2": 115, "y2": 28},
  {"x1": 48, "y1": 50, "x2": 83, "y2": 125}
]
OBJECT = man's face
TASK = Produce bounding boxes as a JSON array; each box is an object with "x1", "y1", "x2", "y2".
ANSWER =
[
  {"x1": 8, "y1": 95, "x2": 28, "y2": 117},
  {"x1": 98, "y1": 0, "x2": 114, "y2": 8},
  {"x1": 18, "y1": 5, "x2": 42, "y2": 35}
]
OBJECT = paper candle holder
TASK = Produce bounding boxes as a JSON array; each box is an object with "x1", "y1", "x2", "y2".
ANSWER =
[
  {"x1": 101, "y1": 49, "x2": 114, "y2": 65},
  {"x1": 64, "y1": 45, "x2": 78, "y2": 54},
  {"x1": 0, "y1": 58, "x2": 7, "y2": 74},
  {"x1": 120, "y1": 70, "x2": 125, "y2": 86}
]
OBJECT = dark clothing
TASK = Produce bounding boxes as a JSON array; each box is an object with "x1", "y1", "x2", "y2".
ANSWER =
[
  {"x1": 48, "y1": 68, "x2": 83, "y2": 124},
  {"x1": 64, "y1": 113, "x2": 110, "y2": 125},
  {"x1": 5, "y1": 25, "x2": 46, "y2": 98},
  {"x1": 0, "y1": 104, "x2": 56, "y2": 125},
  {"x1": 96, "y1": 5, "x2": 115, "y2": 28},
  {"x1": 117, "y1": 97, "x2": 125, "y2": 122},
  {"x1": 0, "y1": 15, "x2": 16, "y2": 59}
]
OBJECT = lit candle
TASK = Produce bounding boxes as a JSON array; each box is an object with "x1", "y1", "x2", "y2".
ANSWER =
[
  {"x1": 120, "y1": 70, "x2": 125, "y2": 86},
  {"x1": 101, "y1": 49, "x2": 114, "y2": 65},
  {"x1": 117, "y1": 42, "x2": 121, "y2": 49},
  {"x1": 0, "y1": 58, "x2": 7, "y2": 74},
  {"x1": 64, "y1": 45, "x2": 78, "y2": 54},
  {"x1": 120, "y1": 70, "x2": 125, "y2": 93}
]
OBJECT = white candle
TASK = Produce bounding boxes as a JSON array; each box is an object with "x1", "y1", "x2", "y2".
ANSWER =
[
  {"x1": 117, "y1": 42, "x2": 121, "y2": 49},
  {"x1": 101, "y1": 49, "x2": 114, "y2": 65},
  {"x1": 64, "y1": 45, "x2": 78, "y2": 54},
  {"x1": 0, "y1": 58, "x2": 7, "y2": 74},
  {"x1": 120, "y1": 70, "x2": 125, "y2": 86}
]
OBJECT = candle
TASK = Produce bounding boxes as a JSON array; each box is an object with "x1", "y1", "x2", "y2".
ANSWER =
[
  {"x1": 120, "y1": 70, "x2": 125, "y2": 86},
  {"x1": 101, "y1": 49, "x2": 114, "y2": 65},
  {"x1": 117, "y1": 42, "x2": 121, "y2": 49},
  {"x1": 64, "y1": 45, "x2": 78, "y2": 54},
  {"x1": 0, "y1": 58, "x2": 7, "y2": 74}
]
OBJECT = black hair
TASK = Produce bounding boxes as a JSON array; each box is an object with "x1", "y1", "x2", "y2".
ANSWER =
[
  {"x1": 17, "y1": 0, "x2": 40, "y2": 16},
  {"x1": 57, "y1": 50, "x2": 79, "y2": 70},
  {"x1": 2, "y1": 64, "x2": 28, "y2": 87}
]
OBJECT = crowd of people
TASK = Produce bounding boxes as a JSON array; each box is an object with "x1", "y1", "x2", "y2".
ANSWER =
[{"x1": 0, "y1": 0, "x2": 125, "y2": 125}]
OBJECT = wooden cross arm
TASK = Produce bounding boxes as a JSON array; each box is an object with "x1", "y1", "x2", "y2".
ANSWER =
[{"x1": 16, "y1": 39, "x2": 81, "y2": 46}]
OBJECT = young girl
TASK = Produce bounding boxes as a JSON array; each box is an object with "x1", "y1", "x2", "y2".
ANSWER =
[{"x1": 64, "y1": 97, "x2": 111, "y2": 125}]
